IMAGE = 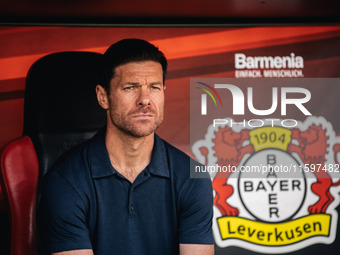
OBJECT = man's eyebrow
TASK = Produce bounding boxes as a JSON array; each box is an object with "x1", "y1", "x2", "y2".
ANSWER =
[
  {"x1": 150, "y1": 81, "x2": 163, "y2": 86},
  {"x1": 124, "y1": 82, "x2": 140, "y2": 86},
  {"x1": 123, "y1": 81, "x2": 163, "y2": 86}
]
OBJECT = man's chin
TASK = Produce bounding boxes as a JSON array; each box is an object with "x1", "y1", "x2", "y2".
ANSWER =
[
  {"x1": 111, "y1": 117, "x2": 162, "y2": 138},
  {"x1": 127, "y1": 130, "x2": 156, "y2": 138},
  {"x1": 123, "y1": 124, "x2": 159, "y2": 138}
]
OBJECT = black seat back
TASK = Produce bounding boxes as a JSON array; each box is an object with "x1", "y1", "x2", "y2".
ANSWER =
[{"x1": 23, "y1": 51, "x2": 106, "y2": 176}]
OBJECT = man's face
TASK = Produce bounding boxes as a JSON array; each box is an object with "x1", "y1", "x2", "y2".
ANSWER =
[{"x1": 102, "y1": 61, "x2": 165, "y2": 137}]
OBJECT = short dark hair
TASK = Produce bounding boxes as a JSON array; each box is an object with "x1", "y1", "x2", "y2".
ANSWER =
[{"x1": 100, "y1": 38, "x2": 168, "y2": 93}]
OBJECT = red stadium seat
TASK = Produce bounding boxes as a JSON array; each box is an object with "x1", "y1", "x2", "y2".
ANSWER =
[{"x1": 0, "y1": 136, "x2": 39, "y2": 255}]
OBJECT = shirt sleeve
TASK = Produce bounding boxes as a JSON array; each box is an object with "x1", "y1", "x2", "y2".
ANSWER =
[
  {"x1": 178, "y1": 177, "x2": 214, "y2": 244},
  {"x1": 38, "y1": 170, "x2": 92, "y2": 253}
]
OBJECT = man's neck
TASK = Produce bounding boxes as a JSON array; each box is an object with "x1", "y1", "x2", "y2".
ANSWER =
[{"x1": 104, "y1": 127, "x2": 154, "y2": 183}]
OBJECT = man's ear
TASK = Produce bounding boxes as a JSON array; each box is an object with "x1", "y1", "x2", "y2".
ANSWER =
[{"x1": 96, "y1": 85, "x2": 109, "y2": 110}]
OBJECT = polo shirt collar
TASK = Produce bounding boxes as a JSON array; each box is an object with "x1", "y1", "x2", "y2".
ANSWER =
[
  {"x1": 89, "y1": 129, "x2": 170, "y2": 179},
  {"x1": 146, "y1": 133, "x2": 170, "y2": 178}
]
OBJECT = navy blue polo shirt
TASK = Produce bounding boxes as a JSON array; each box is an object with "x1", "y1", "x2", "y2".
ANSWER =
[{"x1": 39, "y1": 130, "x2": 214, "y2": 255}]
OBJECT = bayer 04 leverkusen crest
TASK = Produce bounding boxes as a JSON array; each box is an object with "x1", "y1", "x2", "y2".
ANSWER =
[{"x1": 192, "y1": 116, "x2": 340, "y2": 254}]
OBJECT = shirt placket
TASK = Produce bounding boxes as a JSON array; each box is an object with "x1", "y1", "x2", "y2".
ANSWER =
[
  {"x1": 128, "y1": 185, "x2": 135, "y2": 216},
  {"x1": 128, "y1": 170, "x2": 150, "y2": 217}
]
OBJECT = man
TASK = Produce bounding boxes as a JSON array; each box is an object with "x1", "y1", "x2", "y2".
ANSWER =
[{"x1": 39, "y1": 39, "x2": 214, "y2": 255}]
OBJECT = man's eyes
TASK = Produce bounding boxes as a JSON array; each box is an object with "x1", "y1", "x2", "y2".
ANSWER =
[
  {"x1": 122, "y1": 85, "x2": 162, "y2": 90},
  {"x1": 123, "y1": 86, "x2": 135, "y2": 90},
  {"x1": 151, "y1": 85, "x2": 162, "y2": 90}
]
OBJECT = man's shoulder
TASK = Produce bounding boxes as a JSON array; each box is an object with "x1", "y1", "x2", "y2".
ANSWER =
[
  {"x1": 159, "y1": 137, "x2": 191, "y2": 171},
  {"x1": 158, "y1": 137, "x2": 207, "y2": 180},
  {"x1": 159, "y1": 138, "x2": 213, "y2": 211},
  {"x1": 162, "y1": 139, "x2": 190, "y2": 162}
]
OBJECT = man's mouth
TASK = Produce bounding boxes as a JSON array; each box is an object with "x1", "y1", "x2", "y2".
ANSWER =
[
  {"x1": 132, "y1": 114, "x2": 154, "y2": 120},
  {"x1": 131, "y1": 107, "x2": 156, "y2": 118}
]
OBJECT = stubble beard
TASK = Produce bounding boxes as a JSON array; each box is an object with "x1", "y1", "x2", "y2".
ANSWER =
[{"x1": 109, "y1": 107, "x2": 163, "y2": 138}]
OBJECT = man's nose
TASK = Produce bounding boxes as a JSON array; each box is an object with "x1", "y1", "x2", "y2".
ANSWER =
[{"x1": 137, "y1": 88, "x2": 151, "y2": 106}]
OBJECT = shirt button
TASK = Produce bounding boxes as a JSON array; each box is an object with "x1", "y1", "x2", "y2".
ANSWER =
[{"x1": 131, "y1": 205, "x2": 134, "y2": 211}]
